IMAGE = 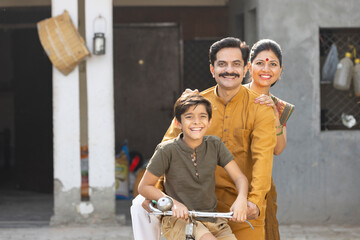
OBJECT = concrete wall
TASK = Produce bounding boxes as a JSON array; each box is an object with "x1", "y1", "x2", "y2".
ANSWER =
[
  {"x1": 113, "y1": 0, "x2": 227, "y2": 6},
  {"x1": 228, "y1": 0, "x2": 258, "y2": 46},
  {"x1": 51, "y1": 0, "x2": 116, "y2": 225},
  {"x1": 0, "y1": 0, "x2": 227, "y2": 7},
  {"x1": 236, "y1": 0, "x2": 360, "y2": 224},
  {"x1": 85, "y1": 0, "x2": 116, "y2": 224},
  {"x1": 51, "y1": 0, "x2": 82, "y2": 225},
  {"x1": 0, "y1": 0, "x2": 49, "y2": 7}
]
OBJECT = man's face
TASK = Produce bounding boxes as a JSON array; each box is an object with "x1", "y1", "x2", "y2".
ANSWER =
[{"x1": 210, "y1": 47, "x2": 247, "y2": 91}]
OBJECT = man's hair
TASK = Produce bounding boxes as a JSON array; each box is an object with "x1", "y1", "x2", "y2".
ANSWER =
[
  {"x1": 174, "y1": 93, "x2": 212, "y2": 123},
  {"x1": 209, "y1": 37, "x2": 250, "y2": 65}
]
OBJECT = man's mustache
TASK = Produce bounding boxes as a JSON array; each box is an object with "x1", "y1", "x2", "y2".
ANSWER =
[{"x1": 219, "y1": 72, "x2": 240, "y2": 78}]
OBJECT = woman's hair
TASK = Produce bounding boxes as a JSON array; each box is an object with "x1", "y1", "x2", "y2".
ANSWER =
[
  {"x1": 174, "y1": 93, "x2": 212, "y2": 123},
  {"x1": 249, "y1": 39, "x2": 283, "y2": 66},
  {"x1": 209, "y1": 37, "x2": 250, "y2": 65}
]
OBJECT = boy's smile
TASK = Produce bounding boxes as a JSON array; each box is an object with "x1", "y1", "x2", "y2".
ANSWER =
[{"x1": 177, "y1": 104, "x2": 211, "y2": 149}]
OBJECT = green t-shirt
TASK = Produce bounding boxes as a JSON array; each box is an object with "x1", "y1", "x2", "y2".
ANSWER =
[{"x1": 147, "y1": 134, "x2": 233, "y2": 217}]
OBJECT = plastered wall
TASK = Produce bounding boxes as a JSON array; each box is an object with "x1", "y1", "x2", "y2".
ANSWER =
[{"x1": 235, "y1": 0, "x2": 360, "y2": 224}]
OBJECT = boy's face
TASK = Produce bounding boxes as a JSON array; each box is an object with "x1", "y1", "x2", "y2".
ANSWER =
[
  {"x1": 179, "y1": 104, "x2": 210, "y2": 141},
  {"x1": 178, "y1": 104, "x2": 211, "y2": 142}
]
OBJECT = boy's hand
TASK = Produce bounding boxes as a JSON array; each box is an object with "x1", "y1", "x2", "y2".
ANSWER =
[
  {"x1": 230, "y1": 196, "x2": 247, "y2": 222},
  {"x1": 171, "y1": 199, "x2": 189, "y2": 220}
]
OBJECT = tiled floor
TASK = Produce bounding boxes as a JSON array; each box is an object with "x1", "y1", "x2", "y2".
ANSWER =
[
  {"x1": 0, "y1": 188, "x2": 132, "y2": 227},
  {"x1": 279, "y1": 224, "x2": 360, "y2": 240},
  {"x1": 1, "y1": 189, "x2": 360, "y2": 239}
]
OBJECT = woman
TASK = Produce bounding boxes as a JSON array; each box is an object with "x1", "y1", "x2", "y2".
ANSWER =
[{"x1": 245, "y1": 39, "x2": 295, "y2": 240}]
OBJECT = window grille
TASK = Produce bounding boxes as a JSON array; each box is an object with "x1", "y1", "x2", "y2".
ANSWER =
[
  {"x1": 320, "y1": 28, "x2": 360, "y2": 130},
  {"x1": 183, "y1": 39, "x2": 250, "y2": 92},
  {"x1": 183, "y1": 40, "x2": 216, "y2": 92}
]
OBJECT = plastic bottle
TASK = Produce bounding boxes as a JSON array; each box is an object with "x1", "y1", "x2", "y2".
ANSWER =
[
  {"x1": 115, "y1": 144, "x2": 130, "y2": 199},
  {"x1": 353, "y1": 58, "x2": 360, "y2": 96},
  {"x1": 333, "y1": 52, "x2": 354, "y2": 90},
  {"x1": 80, "y1": 145, "x2": 89, "y2": 198}
]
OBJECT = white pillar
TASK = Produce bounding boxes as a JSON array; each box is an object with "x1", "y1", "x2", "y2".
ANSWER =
[
  {"x1": 85, "y1": 0, "x2": 116, "y2": 222},
  {"x1": 51, "y1": 0, "x2": 82, "y2": 225}
]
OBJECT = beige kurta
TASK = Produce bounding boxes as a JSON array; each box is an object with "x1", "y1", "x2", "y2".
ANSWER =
[{"x1": 162, "y1": 85, "x2": 276, "y2": 239}]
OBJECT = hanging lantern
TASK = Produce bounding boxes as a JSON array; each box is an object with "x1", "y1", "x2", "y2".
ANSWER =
[
  {"x1": 93, "y1": 15, "x2": 106, "y2": 55},
  {"x1": 93, "y1": 32, "x2": 105, "y2": 55}
]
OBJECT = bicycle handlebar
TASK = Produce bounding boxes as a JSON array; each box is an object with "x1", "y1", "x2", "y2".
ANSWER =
[{"x1": 148, "y1": 202, "x2": 254, "y2": 230}]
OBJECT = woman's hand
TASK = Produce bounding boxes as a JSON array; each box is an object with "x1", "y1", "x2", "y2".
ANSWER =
[
  {"x1": 230, "y1": 197, "x2": 247, "y2": 222},
  {"x1": 181, "y1": 88, "x2": 199, "y2": 96},
  {"x1": 255, "y1": 94, "x2": 279, "y2": 117},
  {"x1": 171, "y1": 199, "x2": 189, "y2": 220}
]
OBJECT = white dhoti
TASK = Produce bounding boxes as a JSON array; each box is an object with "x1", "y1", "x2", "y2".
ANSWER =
[{"x1": 131, "y1": 194, "x2": 161, "y2": 240}]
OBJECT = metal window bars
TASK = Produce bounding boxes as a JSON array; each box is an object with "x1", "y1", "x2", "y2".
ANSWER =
[{"x1": 320, "y1": 28, "x2": 360, "y2": 130}]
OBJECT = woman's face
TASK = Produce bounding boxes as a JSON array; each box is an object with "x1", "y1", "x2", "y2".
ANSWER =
[{"x1": 249, "y1": 50, "x2": 283, "y2": 88}]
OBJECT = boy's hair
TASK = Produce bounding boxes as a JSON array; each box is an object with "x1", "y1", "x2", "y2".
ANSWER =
[{"x1": 174, "y1": 93, "x2": 212, "y2": 123}]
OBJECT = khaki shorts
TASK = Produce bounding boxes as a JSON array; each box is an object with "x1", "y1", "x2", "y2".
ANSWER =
[{"x1": 161, "y1": 216, "x2": 236, "y2": 240}]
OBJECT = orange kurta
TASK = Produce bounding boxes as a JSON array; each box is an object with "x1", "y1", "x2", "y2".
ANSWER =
[
  {"x1": 163, "y1": 86, "x2": 276, "y2": 239},
  {"x1": 265, "y1": 96, "x2": 295, "y2": 240}
]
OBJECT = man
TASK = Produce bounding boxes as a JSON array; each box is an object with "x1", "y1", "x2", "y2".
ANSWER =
[{"x1": 131, "y1": 37, "x2": 276, "y2": 239}]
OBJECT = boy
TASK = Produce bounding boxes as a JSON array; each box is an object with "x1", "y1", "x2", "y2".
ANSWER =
[{"x1": 138, "y1": 92, "x2": 248, "y2": 240}]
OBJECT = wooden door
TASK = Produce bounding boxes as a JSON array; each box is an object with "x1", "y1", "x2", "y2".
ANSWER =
[{"x1": 114, "y1": 24, "x2": 182, "y2": 159}]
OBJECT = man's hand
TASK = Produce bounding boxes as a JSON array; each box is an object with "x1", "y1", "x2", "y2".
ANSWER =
[
  {"x1": 246, "y1": 201, "x2": 260, "y2": 220},
  {"x1": 141, "y1": 199, "x2": 152, "y2": 213}
]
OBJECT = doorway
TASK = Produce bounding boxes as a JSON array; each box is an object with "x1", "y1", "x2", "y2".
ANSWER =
[
  {"x1": 0, "y1": 27, "x2": 53, "y2": 193},
  {"x1": 113, "y1": 23, "x2": 182, "y2": 160}
]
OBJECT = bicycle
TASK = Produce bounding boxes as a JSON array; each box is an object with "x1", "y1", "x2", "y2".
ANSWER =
[{"x1": 149, "y1": 197, "x2": 254, "y2": 240}]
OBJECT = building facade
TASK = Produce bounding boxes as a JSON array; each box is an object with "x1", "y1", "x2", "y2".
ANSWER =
[
  {"x1": 229, "y1": 0, "x2": 360, "y2": 224},
  {"x1": 0, "y1": 0, "x2": 359, "y2": 225}
]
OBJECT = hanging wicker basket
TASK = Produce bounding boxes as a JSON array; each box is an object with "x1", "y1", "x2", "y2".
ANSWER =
[{"x1": 37, "y1": 10, "x2": 90, "y2": 76}]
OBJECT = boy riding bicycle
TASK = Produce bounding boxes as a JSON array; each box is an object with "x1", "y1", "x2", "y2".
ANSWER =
[{"x1": 138, "y1": 92, "x2": 249, "y2": 240}]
